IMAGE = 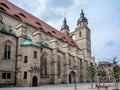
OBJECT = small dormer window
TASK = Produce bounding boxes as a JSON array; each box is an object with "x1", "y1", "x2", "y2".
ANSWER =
[
  {"x1": 63, "y1": 37, "x2": 65, "y2": 39},
  {"x1": 39, "y1": 27, "x2": 43, "y2": 31},
  {"x1": 52, "y1": 31, "x2": 56, "y2": 34},
  {"x1": 71, "y1": 41, "x2": 73, "y2": 43},
  {"x1": 19, "y1": 13, "x2": 26, "y2": 18},
  {"x1": 0, "y1": 7, "x2": 6, "y2": 12},
  {"x1": 35, "y1": 22, "x2": 41, "y2": 26},
  {"x1": 13, "y1": 14, "x2": 21, "y2": 20},
  {"x1": 47, "y1": 32, "x2": 51, "y2": 35},
  {"x1": 0, "y1": 3, "x2": 10, "y2": 9}
]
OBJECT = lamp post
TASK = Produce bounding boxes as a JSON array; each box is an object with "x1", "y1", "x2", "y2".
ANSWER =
[
  {"x1": 74, "y1": 71, "x2": 77, "y2": 89},
  {"x1": 74, "y1": 66, "x2": 78, "y2": 90}
]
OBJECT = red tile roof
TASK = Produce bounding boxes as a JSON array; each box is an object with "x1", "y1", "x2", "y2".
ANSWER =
[{"x1": 0, "y1": 0, "x2": 79, "y2": 48}]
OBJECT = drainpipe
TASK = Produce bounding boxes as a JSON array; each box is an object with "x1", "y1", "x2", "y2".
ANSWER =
[{"x1": 14, "y1": 37, "x2": 18, "y2": 86}]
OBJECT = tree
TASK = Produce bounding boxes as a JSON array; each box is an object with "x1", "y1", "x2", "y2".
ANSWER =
[
  {"x1": 87, "y1": 62, "x2": 96, "y2": 88},
  {"x1": 100, "y1": 69, "x2": 106, "y2": 85},
  {"x1": 97, "y1": 69, "x2": 106, "y2": 86},
  {"x1": 111, "y1": 57, "x2": 120, "y2": 90}
]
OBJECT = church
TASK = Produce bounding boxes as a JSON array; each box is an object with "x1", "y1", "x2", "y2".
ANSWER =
[{"x1": 0, "y1": 0, "x2": 95, "y2": 86}]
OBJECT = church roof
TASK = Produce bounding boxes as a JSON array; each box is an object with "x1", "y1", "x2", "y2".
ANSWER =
[
  {"x1": 0, "y1": 0, "x2": 78, "y2": 48},
  {"x1": 0, "y1": 27, "x2": 17, "y2": 37},
  {"x1": 20, "y1": 38, "x2": 40, "y2": 47}
]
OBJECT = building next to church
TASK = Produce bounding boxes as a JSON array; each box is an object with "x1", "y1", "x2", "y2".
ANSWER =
[
  {"x1": 0, "y1": 0, "x2": 95, "y2": 86},
  {"x1": 98, "y1": 61, "x2": 114, "y2": 82}
]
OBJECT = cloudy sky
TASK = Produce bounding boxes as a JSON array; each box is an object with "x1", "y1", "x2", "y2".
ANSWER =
[{"x1": 8, "y1": 0, "x2": 120, "y2": 63}]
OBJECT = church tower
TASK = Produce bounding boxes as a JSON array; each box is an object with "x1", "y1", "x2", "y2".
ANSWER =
[
  {"x1": 74, "y1": 10, "x2": 91, "y2": 60},
  {"x1": 60, "y1": 17, "x2": 69, "y2": 36}
]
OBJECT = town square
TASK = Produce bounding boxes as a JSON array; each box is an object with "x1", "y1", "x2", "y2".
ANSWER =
[{"x1": 0, "y1": 0, "x2": 120, "y2": 90}]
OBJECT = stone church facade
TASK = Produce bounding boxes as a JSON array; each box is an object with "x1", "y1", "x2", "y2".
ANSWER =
[{"x1": 0, "y1": 0, "x2": 95, "y2": 86}]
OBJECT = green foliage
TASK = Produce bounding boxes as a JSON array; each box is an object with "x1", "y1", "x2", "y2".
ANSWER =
[
  {"x1": 112, "y1": 65, "x2": 120, "y2": 79},
  {"x1": 112, "y1": 57, "x2": 120, "y2": 80},
  {"x1": 87, "y1": 63, "x2": 96, "y2": 79},
  {"x1": 113, "y1": 57, "x2": 118, "y2": 64},
  {"x1": 111, "y1": 57, "x2": 120, "y2": 89},
  {"x1": 97, "y1": 69, "x2": 106, "y2": 78}
]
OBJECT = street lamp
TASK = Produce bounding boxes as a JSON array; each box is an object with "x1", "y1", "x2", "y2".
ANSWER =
[
  {"x1": 74, "y1": 72, "x2": 78, "y2": 89},
  {"x1": 74, "y1": 66, "x2": 78, "y2": 90},
  {"x1": 69, "y1": 66, "x2": 78, "y2": 89}
]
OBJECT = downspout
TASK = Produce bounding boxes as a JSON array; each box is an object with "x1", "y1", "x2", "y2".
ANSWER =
[{"x1": 14, "y1": 37, "x2": 18, "y2": 86}]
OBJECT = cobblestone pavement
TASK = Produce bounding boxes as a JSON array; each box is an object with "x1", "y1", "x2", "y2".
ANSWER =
[{"x1": 0, "y1": 83, "x2": 119, "y2": 90}]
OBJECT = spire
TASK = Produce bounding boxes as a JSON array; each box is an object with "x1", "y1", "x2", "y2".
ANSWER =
[
  {"x1": 80, "y1": 9, "x2": 84, "y2": 18},
  {"x1": 61, "y1": 17, "x2": 69, "y2": 30},
  {"x1": 77, "y1": 9, "x2": 88, "y2": 26},
  {"x1": 60, "y1": 17, "x2": 69, "y2": 36}
]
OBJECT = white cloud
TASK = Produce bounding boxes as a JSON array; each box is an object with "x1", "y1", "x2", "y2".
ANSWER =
[{"x1": 8, "y1": 0, "x2": 120, "y2": 63}]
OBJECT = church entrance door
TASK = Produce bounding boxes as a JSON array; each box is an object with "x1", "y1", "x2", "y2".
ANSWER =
[
  {"x1": 32, "y1": 76, "x2": 38, "y2": 86},
  {"x1": 69, "y1": 71, "x2": 76, "y2": 83}
]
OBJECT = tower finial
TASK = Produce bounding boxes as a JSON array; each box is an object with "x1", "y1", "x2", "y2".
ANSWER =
[
  {"x1": 80, "y1": 0, "x2": 83, "y2": 10},
  {"x1": 80, "y1": 9, "x2": 84, "y2": 17},
  {"x1": 80, "y1": 0, "x2": 84, "y2": 10},
  {"x1": 64, "y1": 11, "x2": 66, "y2": 18},
  {"x1": 63, "y1": 11, "x2": 67, "y2": 23}
]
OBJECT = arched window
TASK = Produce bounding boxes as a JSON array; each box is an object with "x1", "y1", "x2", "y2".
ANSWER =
[
  {"x1": 79, "y1": 31, "x2": 82, "y2": 37},
  {"x1": 57, "y1": 56, "x2": 61, "y2": 77},
  {"x1": 40, "y1": 52, "x2": 47, "y2": 77},
  {"x1": 69, "y1": 59, "x2": 72, "y2": 66},
  {"x1": 19, "y1": 13, "x2": 26, "y2": 18},
  {"x1": 3, "y1": 40, "x2": 12, "y2": 60},
  {"x1": 4, "y1": 45, "x2": 11, "y2": 59}
]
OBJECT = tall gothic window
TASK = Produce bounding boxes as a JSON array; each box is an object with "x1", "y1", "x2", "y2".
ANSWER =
[
  {"x1": 80, "y1": 59, "x2": 83, "y2": 69},
  {"x1": 40, "y1": 52, "x2": 47, "y2": 77},
  {"x1": 79, "y1": 31, "x2": 81, "y2": 37},
  {"x1": 57, "y1": 56, "x2": 61, "y2": 77},
  {"x1": 4, "y1": 45, "x2": 11, "y2": 60},
  {"x1": 69, "y1": 59, "x2": 72, "y2": 66}
]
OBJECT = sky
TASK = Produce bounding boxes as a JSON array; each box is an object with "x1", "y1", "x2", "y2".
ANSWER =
[{"x1": 8, "y1": 0, "x2": 120, "y2": 63}]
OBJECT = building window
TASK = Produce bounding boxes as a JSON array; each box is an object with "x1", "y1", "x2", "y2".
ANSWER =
[
  {"x1": 4, "y1": 45, "x2": 11, "y2": 60},
  {"x1": 23, "y1": 72, "x2": 27, "y2": 79},
  {"x1": 2, "y1": 73, "x2": 6, "y2": 79},
  {"x1": 79, "y1": 31, "x2": 81, "y2": 37},
  {"x1": 34, "y1": 51, "x2": 37, "y2": 58},
  {"x1": 2, "y1": 73, "x2": 11, "y2": 79},
  {"x1": 57, "y1": 56, "x2": 61, "y2": 77},
  {"x1": 40, "y1": 52, "x2": 47, "y2": 77},
  {"x1": 80, "y1": 59, "x2": 83, "y2": 68},
  {"x1": 24, "y1": 56, "x2": 28, "y2": 63},
  {"x1": 7, "y1": 73, "x2": 11, "y2": 79},
  {"x1": 69, "y1": 59, "x2": 72, "y2": 66}
]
